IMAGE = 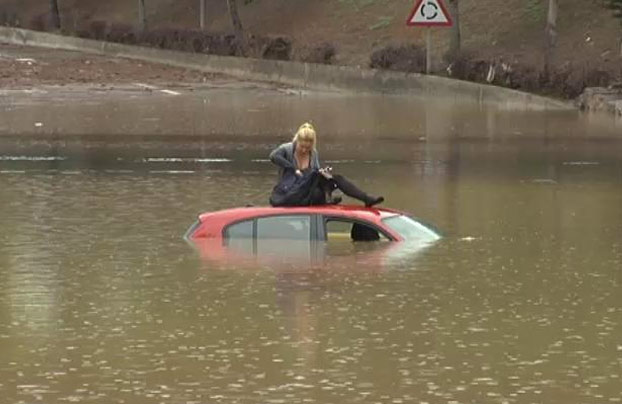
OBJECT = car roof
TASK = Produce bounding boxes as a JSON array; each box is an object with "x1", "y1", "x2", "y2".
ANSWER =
[{"x1": 198, "y1": 205, "x2": 403, "y2": 224}]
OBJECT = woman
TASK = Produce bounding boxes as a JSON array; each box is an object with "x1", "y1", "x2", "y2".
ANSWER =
[{"x1": 269, "y1": 122, "x2": 384, "y2": 207}]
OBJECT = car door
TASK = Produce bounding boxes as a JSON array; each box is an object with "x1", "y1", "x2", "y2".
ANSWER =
[
  {"x1": 321, "y1": 216, "x2": 393, "y2": 242},
  {"x1": 255, "y1": 214, "x2": 317, "y2": 260}
]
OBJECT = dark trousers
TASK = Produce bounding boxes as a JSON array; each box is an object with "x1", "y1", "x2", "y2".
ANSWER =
[
  {"x1": 315, "y1": 174, "x2": 373, "y2": 205},
  {"x1": 271, "y1": 171, "x2": 375, "y2": 207}
]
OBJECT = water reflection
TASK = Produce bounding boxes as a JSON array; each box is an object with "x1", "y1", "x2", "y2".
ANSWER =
[
  {"x1": 188, "y1": 237, "x2": 437, "y2": 272},
  {"x1": 1, "y1": 140, "x2": 621, "y2": 402},
  {"x1": 1, "y1": 88, "x2": 621, "y2": 139},
  {"x1": 1, "y1": 90, "x2": 622, "y2": 402}
]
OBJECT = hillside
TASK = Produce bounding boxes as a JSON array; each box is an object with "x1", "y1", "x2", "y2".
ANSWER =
[{"x1": 2, "y1": 0, "x2": 621, "y2": 96}]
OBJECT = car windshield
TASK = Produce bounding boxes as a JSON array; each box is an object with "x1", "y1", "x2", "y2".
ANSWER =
[{"x1": 382, "y1": 215, "x2": 441, "y2": 242}]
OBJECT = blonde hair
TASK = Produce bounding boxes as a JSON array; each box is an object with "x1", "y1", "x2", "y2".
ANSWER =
[{"x1": 293, "y1": 122, "x2": 317, "y2": 148}]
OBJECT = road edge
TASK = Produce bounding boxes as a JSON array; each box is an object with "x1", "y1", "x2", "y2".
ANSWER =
[{"x1": 0, "y1": 27, "x2": 574, "y2": 111}]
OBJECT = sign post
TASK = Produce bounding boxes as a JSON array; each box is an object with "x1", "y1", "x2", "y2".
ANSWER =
[
  {"x1": 425, "y1": 27, "x2": 431, "y2": 74},
  {"x1": 406, "y1": 0, "x2": 453, "y2": 74}
]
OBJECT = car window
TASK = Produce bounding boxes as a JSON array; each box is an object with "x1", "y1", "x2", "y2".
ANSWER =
[
  {"x1": 325, "y1": 218, "x2": 389, "y2": 242},
  {"x1": 256, "y1": 215, "x2": 311, "y2": 240},
  {"x1": 325, "y1": 220, "x2": 352, "y2": 240},
  {"x1": 382, "y1": 215, "x2": 441, "y2": 242},
  {"x1": 225, "y1": 220, "x2": 253, "y2": 239},
  {"x1": 224, "y1": 220, "x2": 254, "y2": 252}
]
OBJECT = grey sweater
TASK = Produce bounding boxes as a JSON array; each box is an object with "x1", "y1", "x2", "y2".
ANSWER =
[{"x1": 269, "y1": 141, "x2": 321, "y2": 180}]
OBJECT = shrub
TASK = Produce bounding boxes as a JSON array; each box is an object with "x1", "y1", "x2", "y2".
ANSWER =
[
  {"x1": 261, "y1": 37, "x2": 292, "y2": 61},
  {"x1": 445, "y1": 52, "x2": 617, "y2": 99},
  {"x1": 0, "y1": 9, "x2": 19, "y2": 27},
  {"x1": 296, "y1": 42, "x2": 336, "y2": 64},
  {"x1": 369, "y1": 44, "x2": 426, "y2": 73},
  {"x1": 28, "y1": 13, "x2": 48, "y2": 31},
  {"x1": 76, "y1": 20, "x2": 108, "y2": 40},
  {"x1": 105, "y1": 24, "x2": 136, "y2": 44}
]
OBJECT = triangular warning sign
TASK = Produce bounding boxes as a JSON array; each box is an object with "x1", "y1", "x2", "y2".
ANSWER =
[{"x1": 406, "y1": 0, "x2": 453, "y2": 27}]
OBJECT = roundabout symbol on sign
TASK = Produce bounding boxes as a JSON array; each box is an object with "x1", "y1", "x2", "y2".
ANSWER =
[
  {"x1": 421, "y1": 1, "x2": 439, "y2": 20},
  {"x1": 406, "y1": 0, "x2": 452, "y2": 26}
]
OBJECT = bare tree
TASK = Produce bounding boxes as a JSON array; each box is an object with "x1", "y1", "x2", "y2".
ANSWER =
[
  {"x1": 138, "y1": 0, "x2": 146, "y2": 31},
  {"x1": 544, "y1": 0, "x2": 558, "y2": 76},
  {"x1": 604, "y1": 0, "x2": 622, "y2": 56},
  {"x1": 446, "y1": 0, "x2": 461, "y2": 61},
  {"x1": 49, "y1": 0, "x2": 61, "y2": 30},
  {"x1": 200, "y1": 0, "x2": 207, "y2": 29},
  {"x1": 226, "y1": 0, "x2": 248, "y2": 56}
]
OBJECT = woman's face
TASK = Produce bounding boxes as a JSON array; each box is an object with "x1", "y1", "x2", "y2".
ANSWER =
[{"x1": 297, "y1": 139, "x2": 313, "y2": 155}]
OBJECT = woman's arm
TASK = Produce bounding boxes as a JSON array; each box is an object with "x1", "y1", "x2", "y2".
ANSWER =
[{"x1": 269, "y1": 143, "x2": 296, "y2": 170}]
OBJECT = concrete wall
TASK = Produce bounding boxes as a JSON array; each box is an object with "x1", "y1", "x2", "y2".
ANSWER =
[
  {"x1": 577, "y1": 87, "x2": 622, "y2": 116},
  {"x1": 0, "y1": 27, "x2": 573, "y2": 111}
]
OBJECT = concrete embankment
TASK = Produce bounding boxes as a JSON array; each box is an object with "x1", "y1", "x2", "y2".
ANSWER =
[
  {"x1": 577, "y1": 87, "x2": 622, "y2": 117},
  {"x1": 0, "y1": 27, "x2": 573, "y2": 111}
]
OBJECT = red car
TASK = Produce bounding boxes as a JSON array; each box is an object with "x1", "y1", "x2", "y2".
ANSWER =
[{"x1": 185, "y1": 205, "x2": 441, "y2": 243}]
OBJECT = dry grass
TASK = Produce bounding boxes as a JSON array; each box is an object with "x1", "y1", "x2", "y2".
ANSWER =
[{"x1": 2, "y1": 0, "x2": 621, "y2": 97}]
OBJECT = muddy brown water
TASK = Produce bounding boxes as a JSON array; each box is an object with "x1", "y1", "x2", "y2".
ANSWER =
[{"x1": 1, "y1": 88, "x2": 622, "y2": 403}]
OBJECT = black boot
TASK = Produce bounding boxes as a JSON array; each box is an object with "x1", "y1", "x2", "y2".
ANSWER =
[
  {"x1": 364, "y1": 196, "x2": 384, "y2": 207},
  {"x1": 332, "y1": 175, "x2": 384, "y2": 207}
]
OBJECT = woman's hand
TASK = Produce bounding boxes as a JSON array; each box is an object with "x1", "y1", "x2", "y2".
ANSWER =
[{"x1": 319, "y1": 167, "x2": 333, "y2": 179}]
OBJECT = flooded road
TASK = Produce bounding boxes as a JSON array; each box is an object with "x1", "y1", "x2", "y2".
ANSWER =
[{"x1": 1, "y1": 89, "x2": 622, "y2": 403}]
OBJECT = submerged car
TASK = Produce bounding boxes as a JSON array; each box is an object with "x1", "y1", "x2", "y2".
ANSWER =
[{"x1": 184, "y1": 205, "x2": 441, "y2": 243}]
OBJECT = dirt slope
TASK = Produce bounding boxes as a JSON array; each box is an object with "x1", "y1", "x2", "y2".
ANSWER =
[{"x1": 2, "y1": 0, "x2": 621, "y2": 82}]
